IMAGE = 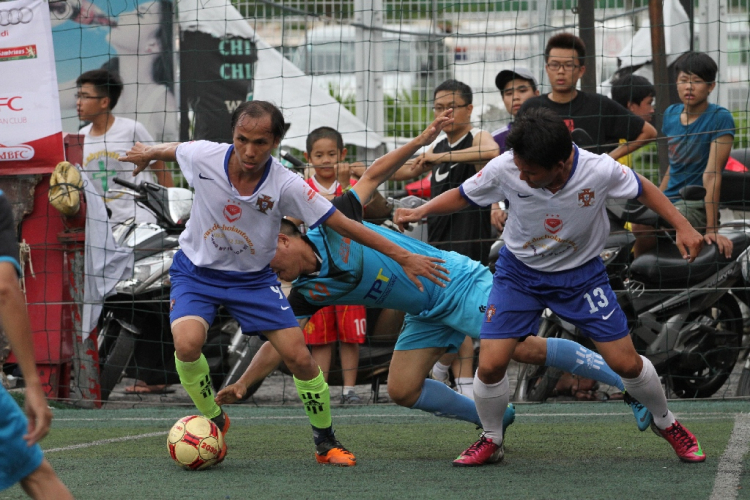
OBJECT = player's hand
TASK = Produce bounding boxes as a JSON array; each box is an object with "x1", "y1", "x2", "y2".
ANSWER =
[
  {"x1": 23, "y1": 384, "x2": 52, "y2": 445},
  {"x1": 215, "y1": 383, "x2": 247, "y2": 406},
  {"x1": 491, "y1": 208, "x2": 507, "y2": 232},
  {"x1": 704, "y1": 231, "x2": 733, "y2": 259},
  {"x1": 399, "y1": 253, "x2": 449, "y2": 291},
  {"x1": 118, "y1": 142, "x2": 151, "y2": 176},
  {"x1": 675, "y1": 225, "x2": 704, "y2": 262},
  {"x1": 394, "y1": 207, "x2": 424, "y2": 232},
  {"x1": 418, "y1": 109, "x2": 454, "y2": 146}
]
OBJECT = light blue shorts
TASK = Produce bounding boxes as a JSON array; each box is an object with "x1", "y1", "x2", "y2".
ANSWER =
[
  {"x1": 0, "y1": 387, "x2": 43, "y2": 491},
  {"x1": 395, "y1": 253, "x2": 491, "y2": 353},
  {"x1": 481, "y1": 247, "x2": 629, "y2": 342},
  {"x1": 170, "y1": 251, "x2": 299, "y2": 336}
]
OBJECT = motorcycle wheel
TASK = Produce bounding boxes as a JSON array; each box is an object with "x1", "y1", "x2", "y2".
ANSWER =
[
  {"x1": 98, "y1": 311, "x2": 137, "y2": 402},
  {"x1": 513, "y1": 317, "x2": 566, "y2": 402},
  {"x1": 737, "y1": 358, "x2": 750, "y2": 396},
  {"x1": 219, "y1": 336, "x2": 266, "y2": 400},
  {"x1": 669, "y1": 294, "x2": 743, "y2": 398}
]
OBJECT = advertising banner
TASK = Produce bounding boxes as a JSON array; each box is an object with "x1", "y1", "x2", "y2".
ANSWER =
[
  {"x1": 0, "y1": 0, "x2": 64, "y2": 175},
  {"x1": 51, "y1": 0, "x2": 178, "y2": 142}
]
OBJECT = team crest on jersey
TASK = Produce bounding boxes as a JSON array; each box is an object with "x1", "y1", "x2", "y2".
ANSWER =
[
  {"x1": 485, "y1": 305, "x2": 496, "y2": 322},
  {"x1": 544, "y1": 215, "x2": 563, "y2": 234},
  {"x1": 255, "y1": 195, "x2": 275, "y2": 214},
  {"x1": 577, "y1": 188, "x2": 595, "y2": 207},
  {"x1": 223, "y1": 204, "x2": 242, "y2": 222}
]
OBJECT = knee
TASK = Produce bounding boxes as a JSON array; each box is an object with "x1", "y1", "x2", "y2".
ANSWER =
[
  {"x1": 387, "y1": 380, "x2": 420, "y2": 407},
  {"x1": 284, "y1": 348, "x2": 317, "y2": 375},
  {"x1": 476, "y1": 363, "x2": 506, "y2": 384},
  {"x1": 609, "y1": 354, "x2": 643, "y2": 379}
]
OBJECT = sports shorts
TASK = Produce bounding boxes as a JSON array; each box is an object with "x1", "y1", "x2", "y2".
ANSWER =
[
  {"x1": 303, "y1": 305, "x2": 367, "y2": 345},
  {"x1": 170, "y1": 250, "x2": 298, "y2": 336},
  {"x1": 481, "y1": 247, "x2": 629, "y2": 343},
  {"x1": 0, "y1": 387, "x2": 43, "y2": 491}
]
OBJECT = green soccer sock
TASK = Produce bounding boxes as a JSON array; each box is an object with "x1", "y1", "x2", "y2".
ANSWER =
[
  {"x1": 174, "y1": 353, "x2": 222, "y2": 420},
  {"x1": 294, "y1": 368, "x2": 333, "y2": 432}
]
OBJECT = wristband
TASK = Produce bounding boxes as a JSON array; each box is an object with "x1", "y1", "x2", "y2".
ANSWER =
[{"x1": 342, "y1": 185, "x2": 352, "y2": 193}]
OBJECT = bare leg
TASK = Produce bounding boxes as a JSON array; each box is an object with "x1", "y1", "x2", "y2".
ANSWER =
[
  {"x1": 339, "y1": 342, "x2": 360, "y2": 388},
  {"x1": 20, "y1": 459, "x2": 73, "y2": 500},
  {"x1": 310, "y1": 344, "x2": 334, "y2": 382}
]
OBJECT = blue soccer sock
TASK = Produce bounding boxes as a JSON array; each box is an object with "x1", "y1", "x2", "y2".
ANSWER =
[
  {"x1": 545, "y1": 338, "x2": 625, "y2": 391},
  {"x1": 412, "y1": 379, "x2": 482, "y2": 426}
]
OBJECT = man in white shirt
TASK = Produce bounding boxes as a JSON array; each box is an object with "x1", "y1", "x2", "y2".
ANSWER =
[
  {"x1": 119, "y1": 100, "x2": 448, "y2": 467},
  {"x1": 397, "y1": 108, "x2": 707, "y2": 467}
]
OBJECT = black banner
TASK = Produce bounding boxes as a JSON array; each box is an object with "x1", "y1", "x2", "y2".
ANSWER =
[{"x1": 179, "y1": 30, "x2": 257, "y2": 143}]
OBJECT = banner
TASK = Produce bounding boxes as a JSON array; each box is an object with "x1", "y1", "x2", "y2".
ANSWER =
[
  {"x1": 180, "y1": 30, "x2": 257, "y2": 143},
  {"x1": 0, "y1": 0, "x2": 63, "y2": 175},
  {"x1": 51, "y1": 0, "x2": 178, "y2": 142}
]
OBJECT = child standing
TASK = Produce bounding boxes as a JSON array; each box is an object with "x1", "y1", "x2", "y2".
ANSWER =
[{"x1": 303, "y1": 127, "x2": 367, "y2": 404}]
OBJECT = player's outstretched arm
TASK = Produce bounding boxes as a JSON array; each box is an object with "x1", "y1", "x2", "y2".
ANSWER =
[
  {"x1": 636, "y1": 174, "x2": 703, "y2": 262},
  {"x1": 324, "y1": 210, "x2": 449, "y2": 291},
  {"x1": 119, "y1": 141, "x2": 181, "y2": 176},
  {"x1": 215, "y1": 340, "x2": 284, "y2": 405},
  {"x1": 395, "y1": 188, "x2": 469, "y2": 232},
  {"x1": 354, "y1": 110, "x2": 454, "y2": 204},
  {"x1": 0, "y1": 263, "x2": 52, "y2": 445}
]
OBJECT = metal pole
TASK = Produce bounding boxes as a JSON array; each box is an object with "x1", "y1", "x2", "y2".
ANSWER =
[
  {"x1": 649, "y1": 0, "x2": 670, "y2": 179},
  {"x1": 578, "y1": 0, "x2": 597, "y2": 94}
]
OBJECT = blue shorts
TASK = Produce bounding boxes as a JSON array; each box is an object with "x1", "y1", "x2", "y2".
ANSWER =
[
  {"x1": 395, "y1": 252, "x2": 491, "y2": 353},
  {"x1": 0, "y1": 387, "x2": 43, "y2": 491},
  {"x1": 481, "y1": 247, "x2": 629, "y2": 343},
  {"x1": 170, "y1": 251, "x2": 299, "y2": 336}
]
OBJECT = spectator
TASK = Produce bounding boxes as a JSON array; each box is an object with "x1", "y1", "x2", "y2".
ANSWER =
[
  {"x1": 77, "y1": 69, "x2": 174, "y2": 228},
  {"x1": 77, "y1": 69, "x2": 174, "y2": 395},
  {"x1": 392, "y1": 79, "x2": 499, "y2": 399},
  {"x1": 610, "y1": 73, "x2": 656, "y2": 167},
  {"x1": 301, "y1": 127, "x2": 368, "y2": 404},
  {"x1": 519, "y1": 32, "x2": 657, "y2": 159},
  {"x1": 631, "y1": 51, "x2": 735, "y2": 258}
]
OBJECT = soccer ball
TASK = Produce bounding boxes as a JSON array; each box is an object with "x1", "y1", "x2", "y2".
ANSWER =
[{"x1": 167, "y1": 415, "x2": 224, "y2": 470}]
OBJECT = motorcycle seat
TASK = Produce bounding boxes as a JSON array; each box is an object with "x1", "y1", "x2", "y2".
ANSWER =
[{"x1": 628, "y1": 229, "x2": 749, "y2": 289}]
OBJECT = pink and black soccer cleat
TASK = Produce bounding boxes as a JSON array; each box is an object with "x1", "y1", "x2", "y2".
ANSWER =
[
  {"x1": 452, "y1": 433, "x2": 504, "y2": 467},
  {"x1": 651, "y1": 420, "x2": 706, "y2": 463}
]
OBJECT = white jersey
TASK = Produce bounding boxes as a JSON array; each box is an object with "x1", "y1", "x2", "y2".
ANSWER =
[
  {"x1": 461, "y1": 146, "x2": 642, "y2": 272},
  {"x1": 81, "y1": 116, "x2": 157, "y2": 225},
  {"x1": 176, "y1": 141, "x2": 335, "y2": 272}
]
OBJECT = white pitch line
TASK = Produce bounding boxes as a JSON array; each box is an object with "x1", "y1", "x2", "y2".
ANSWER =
[
  {"x1": 45, "y1": 431, "x2": 165, "y2": 454},
  {"x1": 710, "y1": 413, "x2": 750, "y2": 500}
]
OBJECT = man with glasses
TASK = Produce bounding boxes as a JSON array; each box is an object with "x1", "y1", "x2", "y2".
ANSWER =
[
  {"x1": 519, "y1": 33, "x2": 657, "y2": 160},
  {"x1": 391, "y1": 80, "x2": 499, "y2": 399}
]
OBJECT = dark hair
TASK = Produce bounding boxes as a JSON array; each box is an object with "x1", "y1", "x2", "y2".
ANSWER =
[
  {"x1": 506, "y1": 108, "x2": 572, "y2": 169},
  {"x1": 545, "y1": 33, "x2": 586, "y2": 66},
  {"x1": 306, "y1": 127, "x2": 344, "y2": 154},
  {"x1": 674, "y1": 51, "x2": 718, "y2": 83},
  {"x1": 433, "y1": 79, "x2": 473, "y2": 105},
  {"x1": 231, "y1": 101, "x2": 287, "y2": 140},
  {"x1": 280, "y1": 218, "x2": 302, "y2": 237},
  {"x1": 610, "y1": 74, "x2": 655, "y2": 108},
  {"x1": 76, "y1": 69, "x2": 124, "y2": 109},
  {"x1": 153, "y1": 0, "x2": 174, "y2": 93}
]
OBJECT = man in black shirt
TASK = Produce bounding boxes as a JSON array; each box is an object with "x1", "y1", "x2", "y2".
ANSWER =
[{"x1": 519, "y1": 33, "x2": 657, "y2": 159}]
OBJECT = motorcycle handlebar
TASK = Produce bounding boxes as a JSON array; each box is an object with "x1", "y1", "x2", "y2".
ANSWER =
[{"x1": 112, "y1": 177, "x2": 141, "y2": 192}]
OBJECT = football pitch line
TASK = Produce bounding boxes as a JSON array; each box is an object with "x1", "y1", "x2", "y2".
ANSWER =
[
  {"x1": 44, "y1": 431, "x2": 165, "y2": 453},
  {"x1": 710, "y1": 413, "x2": 750, "y2": 500}
]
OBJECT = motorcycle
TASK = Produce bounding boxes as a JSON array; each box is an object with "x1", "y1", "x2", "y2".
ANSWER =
[
  {"x1": 97, "y1": 177, "x2": 248, "y2": 400},
  {"x1": 514, "y1": 186, "x2": 750, "y2": 401}
]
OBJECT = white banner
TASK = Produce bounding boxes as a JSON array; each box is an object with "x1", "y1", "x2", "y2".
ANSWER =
[{"x1": 0, "y1": 0, "x2": 63, "y2": 174}]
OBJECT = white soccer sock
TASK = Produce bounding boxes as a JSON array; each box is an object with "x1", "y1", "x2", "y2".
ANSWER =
[
  {"x1": 473, "y1": 373, "x2": 509, "y2": 444},
  {"x1": 343, "y1": 386, "x2": 356, "y2": 396},
  {"x1": 621, "y1": 356, "x2": 675, "y2": 429},
  {"x1": 431, "y1": 361, "x2": 450, "y2": 381},
  {"x1": 456, "y1": 377, "x2": 474, "y2": 400}
]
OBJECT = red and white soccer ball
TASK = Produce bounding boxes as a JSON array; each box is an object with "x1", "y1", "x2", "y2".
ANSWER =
[{"x1": 167, "y1": 415, "x2": 224, "y2": 470}]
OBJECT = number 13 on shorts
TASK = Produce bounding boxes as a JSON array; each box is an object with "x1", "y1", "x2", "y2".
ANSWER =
[{"x1": 583, "y1": 287, "x2": 609, "y2": 314}]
